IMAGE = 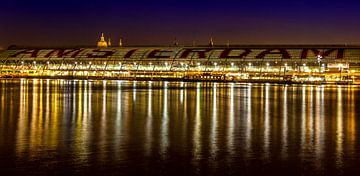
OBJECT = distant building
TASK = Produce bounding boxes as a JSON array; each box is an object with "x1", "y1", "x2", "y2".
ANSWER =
[
  {"x1": 97, "y1": 33, "x2": 108, "y2": 48},
  {"x1": 1, "y1": 35, "x2": 360, "y2": 83}
]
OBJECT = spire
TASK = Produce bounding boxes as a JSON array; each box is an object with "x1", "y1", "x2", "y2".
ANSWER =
[
  {"x1": 226, "y1": 40, "x2": 230, "y2": 47},
  {"x1": 209, "y1": 37, "x2": 214, "y2": 47},
  {"x1": 101, "y1": 33, "x2": 105, "y2": 42},
  {"x1": 119, "y1": 38, "x2": 123, "y2": 47},
  {"x1": 108, "y1": 38, "x2": 111, "y2": 47}
]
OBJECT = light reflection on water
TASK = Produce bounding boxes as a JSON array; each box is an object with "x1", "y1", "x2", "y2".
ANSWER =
[{"x1": 1, "y1": 79, "x2": 360, "y2": 175}]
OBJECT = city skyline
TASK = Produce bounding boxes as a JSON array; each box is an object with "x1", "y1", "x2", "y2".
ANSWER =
[{"x1": 1, "y1": 0, "x2": 360, "y2": 48}]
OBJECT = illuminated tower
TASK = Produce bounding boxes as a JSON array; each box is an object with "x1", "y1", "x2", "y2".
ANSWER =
[
  {"x1": 108, "y1": 38, "x2": 112, "y2": 47},
  {"x1": 209, "y1": 37, "x2": 214, "y2": 47},
  {"x1": 97, "y1": 33, "x2": 108, "y2": 47},
  {"x1": 119, "y1": 38, "x2": 123, "y2": 47}
]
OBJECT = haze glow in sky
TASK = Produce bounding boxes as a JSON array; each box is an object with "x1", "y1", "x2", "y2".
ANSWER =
[{"x1": 1, "y1": 0, "x2": 360, "y2": 47}]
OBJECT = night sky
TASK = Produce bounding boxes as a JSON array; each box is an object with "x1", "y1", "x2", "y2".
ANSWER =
[{"x1": 1, "y1": 0, "x2": 360, "y2": 48}]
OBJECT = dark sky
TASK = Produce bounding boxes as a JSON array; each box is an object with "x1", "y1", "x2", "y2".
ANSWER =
[{"x1": 1, "y1": 0, "x2": 360, "y2": 47}]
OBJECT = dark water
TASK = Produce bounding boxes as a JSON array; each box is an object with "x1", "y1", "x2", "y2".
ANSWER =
[{"x1": 0, "y1": 79, "x2": 360, "y2": 176}]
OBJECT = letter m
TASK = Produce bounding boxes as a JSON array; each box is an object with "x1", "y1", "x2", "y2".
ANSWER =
[{"x1": 300, "y1": 48, "x2": 344, "y2": 59}]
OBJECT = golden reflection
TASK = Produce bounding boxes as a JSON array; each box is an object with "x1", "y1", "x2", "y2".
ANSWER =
[
  {"x1": 347, "y1": 86, "x2": 356, "y2": 153},
  {"x1": 160, "y1": 81, "x2": 169, "y2": 157},
  {"x1": 114, "y1": 81, "x2": 123, "y2": 158},
  {"x1": 263, "y1": 83, "x2": 270, "y2": 159},
  {"x1": 300, "y1": 85, "x2": 306, "y2": 155},
  {"x1": 72, "y1": 81, "x2": 77, "y2": 118},
  {"x1": 133, "y1": 81, "x2": 137, "y2": 101},
  {"x1": 4, "y1": 79, "x2": 359, "y2": 173},
  {"x1": 44, "y1": 80, "x2": 50, "y2": 133},
  {"x1": 308, "y1": 86, "x2": 314, "y2": 143},
  {"x1": 336, "y1": 86, "x2": 344, "y2": 168},
  {"x1": 210, "y1": 83, "x2": 218, "y2": 157},
  {"x1": 49, "y1": 80, "x2": 59, "y2": 149},
  {"x1": 193, "y1": 82, "x2": 202, "y2": 159},
  {"x1": 29, "y1": 79, "x2": 43, "y2": 157},
  {"x1": 314, "y1": 86, "x2": 325, "y2": 164},
  {"x1": 181, "y1": 82, "x2": 188, "y2": 146},
  {"x1": 180, "y1": 82, "x2": 184, "y2": 104},
  {"x1": 74, "y1": 80, "x2": 90, "y2": 164},
  {"x1": 0, "y1": 80, "x2": 4, "y2": 119},
  {"x1": 245, "y1": 84, "x2": 252, "y2": 158},
  {"x1": 281, "y1": 85, "x2": 288, "y2": 159},
  {"x1": 16, "y1": 79, "x2": 29, "y2": 156},
  {"x1": 99, "y1": 80, "x2": 108, "y2": 161},
  {"x1": 145, "y1": 81, "x2": 153, "y2": 156},
  {"x1": 88, "y1": 81, "x2": 92, "y2": 118},
  {"x1": 83, "y1": 80, "x2": 88, "y2": 118},
  {"x1": 227, "y1": 83, "x2": 235, "y2": 155}
]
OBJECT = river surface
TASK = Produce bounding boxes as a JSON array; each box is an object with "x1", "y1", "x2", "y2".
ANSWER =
[{"x1": 0, "y1": 79, "x2": 360, "y2": 175}]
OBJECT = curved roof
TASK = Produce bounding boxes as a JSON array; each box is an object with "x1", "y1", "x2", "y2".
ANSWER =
[{"x1": 1, "y1": 45, "x2": 360, "y2": 60}]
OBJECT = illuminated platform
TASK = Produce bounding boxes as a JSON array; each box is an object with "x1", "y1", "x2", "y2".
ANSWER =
[{"x1": 1, "y1": 45, "x2": 360, "y2": 84}]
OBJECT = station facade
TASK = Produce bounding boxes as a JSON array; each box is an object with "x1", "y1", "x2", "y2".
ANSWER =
[{"x1": 1, "y1": 44, "x2": 360, "y2": 83}]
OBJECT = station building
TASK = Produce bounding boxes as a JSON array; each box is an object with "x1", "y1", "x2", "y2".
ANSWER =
[{"x1": 1, "y1": 34, "x2": 360, "y2": 84}]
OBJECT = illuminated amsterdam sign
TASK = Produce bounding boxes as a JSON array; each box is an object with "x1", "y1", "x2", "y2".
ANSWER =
[{"x1": 7, "y1": 48, "x2": 345, "y2": 59}]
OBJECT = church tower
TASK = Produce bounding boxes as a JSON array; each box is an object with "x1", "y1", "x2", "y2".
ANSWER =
[
  {"x1": 108, "y1": 38, "x2": 111, "y2": 47},
  {"x1": 97, "y1": 33, "x2": 108, "y2": 47},
  {"x1": 209, "y1": 37, "x2": 214, "y2": 47},
  {"x1": 119, "y1": 38, "x2": 123, "y2": 47}
]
